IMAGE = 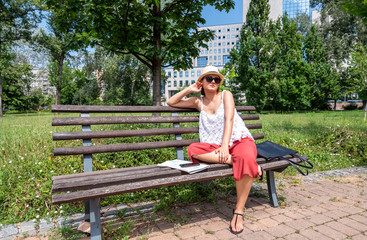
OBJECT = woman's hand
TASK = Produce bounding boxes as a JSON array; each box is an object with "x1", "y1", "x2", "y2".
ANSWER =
[
  {"x1": 187, "y1": 82, "x2": 202, "y2": 93},
  {"x1": 215, "y1": 146, "x2": 230, "y2": 164}
]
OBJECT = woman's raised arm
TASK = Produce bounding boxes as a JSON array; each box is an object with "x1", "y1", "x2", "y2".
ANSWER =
[{"x1": 166, "y1": 82, "x2": 202, "y2": 110}]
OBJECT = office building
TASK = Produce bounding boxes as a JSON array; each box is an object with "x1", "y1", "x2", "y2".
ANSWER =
[
  {"x1": 283, "y1": 0, "x2": 311, "y2": 18},
  {"x1": 164, "y1": 23, "x2": 242, "y2": 100},
  {"x1": 163, "y1": 0, "x2": 314, "y2": 102}
]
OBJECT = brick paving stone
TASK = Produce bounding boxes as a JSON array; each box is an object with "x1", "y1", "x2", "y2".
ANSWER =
[
  {"x1": 283, "y1": 211, "x2": 305, "y2": 220},
  {"x1": 183, "y1": 213, "x2": 211, "y2": 228},
  {"x1": 284, "y1": 219, "x2": 314, "y2": 231},
  {"x1": 352, "y1": 234, "x2": 367, "y2": 240},
  {"x1": 349, "y1": 213, "x2": 367, "y2": 225},
  {"x1": 299, "y1": 228, "x2": 333, "y2": 240},
  {"x1": 337, "y1": 206, "x2": 364, "y2": 215},
  {"x1": 214, "y1": 229, "x2": 243, "y2": 240},
  {"x1": 270, "y1": 214, "x2": 293, "y2": 224},
  {"x1": 175, "y1": 226, "x2": 205, "y2": 239},
  {"x1": 263, "y1": 206, "x2": 288, "y2": 216},
  {"x1": 338, "y1": 217, "x2": 367, "y2": 232},
  {"x1": 156, "y1": 220, "x2": 175, "y2": 233},
  {"x1": 257, "y1": 217, "x2": 279, "y2": 228},
  {"x1": 265, "y1": 224, "x2": 295, "y2": 238},
  {"x1": 195, "y1": 233, "x2": 218, "y2": 240},
  {"x1": 323, "y1": 209, "x2": 349, "y2": 220},
  {"x1": 313, "y1": 224, "x2": 348, "y2": 240},
  {"x1": 148, "y1": 233, "x2": 180, "y2": 240},
  {"x1": 297, "y1": 208, "x2": 317, "y2": 217},
  {"x1": 240, "y1": 230, "x2": 275, "y2": 240},
  {"x1": 201, "y1": 220, "x2": 228, "y2": 232},
  {"x1": 308, "y1": 206, "x2": 330, "y2": 213},
  {"x1": 252, "y1": 211, "x2": 272, "y2": 220},
  {"x1": 308, "y1": 214, "x2": 333, "y2": 225},
  {"x1": 325, "y1": 221, "x2": 360, "y2": 236},
  {"x1": 246, "y1": 221, "x2": 267, "y2": 232},
  {"x1": 284, "y1": 233, "x2": 309, "y2": 240}
]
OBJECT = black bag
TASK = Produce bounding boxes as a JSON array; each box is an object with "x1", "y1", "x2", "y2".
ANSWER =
[{"x1": 256, "y1": 141, "x2": 313, "y2": 176}]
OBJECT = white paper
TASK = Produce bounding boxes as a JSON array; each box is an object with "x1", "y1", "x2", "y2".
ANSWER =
[{"x1": 157, "y1": 159, "x2": 209, "y2": 174}]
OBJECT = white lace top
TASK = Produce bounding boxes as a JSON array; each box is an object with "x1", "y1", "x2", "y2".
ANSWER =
[{"x1": 199, "y1": 90, "x2": 253, "y2": 146}]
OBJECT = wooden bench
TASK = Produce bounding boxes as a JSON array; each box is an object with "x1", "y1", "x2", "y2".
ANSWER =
[{"x1": 51, "y1": 105, "x2": 306, "y2": 239}]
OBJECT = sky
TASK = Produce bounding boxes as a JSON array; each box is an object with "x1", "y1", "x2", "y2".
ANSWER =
[{"x1": 201, "y1": 0, "x2": 243, "y2": 27}]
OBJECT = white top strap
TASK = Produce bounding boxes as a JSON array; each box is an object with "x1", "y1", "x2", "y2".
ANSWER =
[
  {"x1": 221, "y1": 90, "x2": 226, "y2": 103},
  {"x1": 200, "y1": 95, "x2": 204, "y2": 111}
]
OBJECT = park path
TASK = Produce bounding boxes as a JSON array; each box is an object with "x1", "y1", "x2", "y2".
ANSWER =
[{"x1": 4, "y1": 167, "x2": 367, "y2": 240}]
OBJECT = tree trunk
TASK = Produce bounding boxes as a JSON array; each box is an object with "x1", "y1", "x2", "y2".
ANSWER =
[
  {"x1": 363, "y1": 99, "x2": 367, "y2": 121},
  {"x1": 0, "y1": 72, "x2": 3, "y2": 118},
  {"x1": 333, "y1": 100, "x2": 337, "y2": 111},
  {"x1": 152, "y1": 2, "x2": 162, "y2": 106},
  {"x1": 55, "y1": 53, "x2": 65, "y2": 105}
]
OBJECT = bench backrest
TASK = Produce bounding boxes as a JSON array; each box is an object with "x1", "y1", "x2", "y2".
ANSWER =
[{"x1": 51, "y1": 105, "x2": 264, "y2": 166}]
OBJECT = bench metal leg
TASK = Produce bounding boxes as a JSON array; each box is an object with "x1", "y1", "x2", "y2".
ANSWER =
[
  {"x1": 84, "y1": 200, "x2": 90, "y2": 222},
  {"x1": 266, "y1": 170, "x2": 279, "y2": 207},
  {"x1": 90, "y1": 198, "x2": 102, "y2": 240}
]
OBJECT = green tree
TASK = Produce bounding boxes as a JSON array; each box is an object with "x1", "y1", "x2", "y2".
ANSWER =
[
  {"x1": 0, "y1": 0, "x2": 39, "y2": 117},
  {"x1": 103, "y1": 54, "x2": 152, "y2": 106},
  {"x1": 349, "y1": 43, "x2": 367, "y2": 117},
  {"x1": 342, "y1": 0, "x2": 367, "y2": 23},
  {"x1": 45, "y1": 0, "x2": 235, "y2": 106},
  {"x1": 33, "y1": 13, "x2": 81, "y2": 105},
  {"x1": 2, "y1": 54, "x2": 34, "y2": 112},
  {"x1": 304, "y1": 24, "x2": 340, "y2": 110},
  {"x1": 229, "y1": 0, "x2": 274, "y2": 111}
]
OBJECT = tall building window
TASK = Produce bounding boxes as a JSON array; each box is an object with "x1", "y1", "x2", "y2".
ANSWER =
[
  {"x1": 214, "y1": 56, "x2": 217, "y2": 60},
  {"x1": 205, "y1": 50, "x2": 208, "y2": 54},
  {"x1": 191, "y1": 71, "x2": 195, "y2": 77},
  {"x1": 283, "y1": 0, "x2": 310, "y2": 19},
  {"x1": 185, "y1": 71, "x2": 189, "y2": 77},
  {"x1": 185, "y1": 80, "x2": 189, "y2": 86},
  {"x1": 218, "y1": 43, "x2": 221, "y2": 46},
  {"x1": 168, "y1": 81, "x2": 171, "y2": 87},
  {"x1": 168, "y1": 72, "x2": 171, "y2": 77},
  {"x1": 179, "y1": 71, "x2": 183, "y2": 77},
  {"x1": 174, "y1": 81, "x2": 177, "y2": 87},
  {"x1": 197, "y1": 70, "x2": 201, "y2": 76},
  {"x1": 214, "y1": 42, "x2": 217, "y2": 47},
  {"x1": 214, "y1": 49, "x2": 217, "y2": 54},
  {"x1": 179, "y1": 81, "x2": 183, "y2": 87},
  {"x1": 223, "y1": 55, "x2": 231, "y2": 64},
  {"x1": 191, "y1": 80, "x2": 195, "y2": 84},
  {"x1": 209, "y1": 50, "x2": 212, "y2": 54},
  {"x1": 218, "y1": 49, "x2": 221, "y2": 53},
  {"x1": 218, "y1": 29, "x2": 221, "y2": 33},
  {"x1": 209, "y1": 56, "x2": 212, "y2": 60},
  {"x1": 232, "y1": 28, "x2": 235, "y2": 31},
  {"x1": 232, "y1": 34, "x2": 235, "y2": 39},
  {"x1": 223, "y1": 36, "x2": 225, "y2": 39},
  {"x1": 197, "y1": 57, "x2": 208, "y2": 67},
  {"x1": 218, "y1": 56, "x2": 221, "y2": 60},
  {"x1": 227, "y1": 48, "x2": 230, "y2": 53},
  {"x1": 174, "y1": 72, "x2": 177, "y2": 77}
]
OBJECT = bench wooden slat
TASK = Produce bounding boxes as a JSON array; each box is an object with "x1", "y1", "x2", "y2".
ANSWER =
[
  {"x1": 51, "y1": 105, "x2": 256, "y2": 113},
  {"x1": 52, "y1": 164, "x2": 231, "y2": 193},
  {"x1": 54, "y1": 139, "x2": 200, "y2": 156},
  {"x1": 52, "y1": 114, "x2": 260, "y2": 126},
  {"x1": 53, "y1": 124, "x2": 262, "y2": 140},
  {"x1": 52, "y1": 157, "x2": 304, "y2": 204},
  {"x1": 53, "y1": 134, "x2": 265, "y2": 156}
]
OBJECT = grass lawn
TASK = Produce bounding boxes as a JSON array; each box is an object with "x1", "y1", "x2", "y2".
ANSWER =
[{"x1": 0, "y1": 110, "x2": 366, "y2": 225}]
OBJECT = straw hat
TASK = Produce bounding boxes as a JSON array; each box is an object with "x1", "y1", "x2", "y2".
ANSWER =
[{"x1": 197, "y1": 66, "x2": 224, "y2": 85}]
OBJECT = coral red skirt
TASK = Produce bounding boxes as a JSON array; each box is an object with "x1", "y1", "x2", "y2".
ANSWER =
[{"x1": 187, "y1": 137, "x2": 258, "y2": 181}]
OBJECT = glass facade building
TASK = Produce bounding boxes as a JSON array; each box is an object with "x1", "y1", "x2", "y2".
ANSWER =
[{"x1": 283, "y1": 0, "x2": 311, "y2": 19}]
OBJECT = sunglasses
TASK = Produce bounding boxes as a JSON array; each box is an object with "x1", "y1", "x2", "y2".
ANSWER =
[{"x1": 204, "y1": 76, "x2": 221, "y2": 84}]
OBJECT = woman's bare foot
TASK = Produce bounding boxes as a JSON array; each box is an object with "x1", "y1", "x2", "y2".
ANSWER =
[{"x1": 230, "y1": 210, "x2": 244, "y2": 234}]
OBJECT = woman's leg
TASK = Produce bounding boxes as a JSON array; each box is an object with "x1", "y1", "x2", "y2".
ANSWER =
[
  {"x1": 229, "y1": 138, "x2": 258, "y2": 233},
  {"x1": 231, "y1": 174, "x2": 254, "y2": 232},
  {"x1": 187, "y1": 142, "x2": 233, "y2": 164}
]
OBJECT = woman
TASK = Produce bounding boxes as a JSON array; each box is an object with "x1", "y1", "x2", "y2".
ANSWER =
[{"x1": 167, "y1": 65, "x2": 263, "y2": 234}]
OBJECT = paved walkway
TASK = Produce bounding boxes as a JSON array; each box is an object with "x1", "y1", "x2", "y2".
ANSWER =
[{"x1": 3, "y1": 167, "x2": 367, "y2": 239}]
